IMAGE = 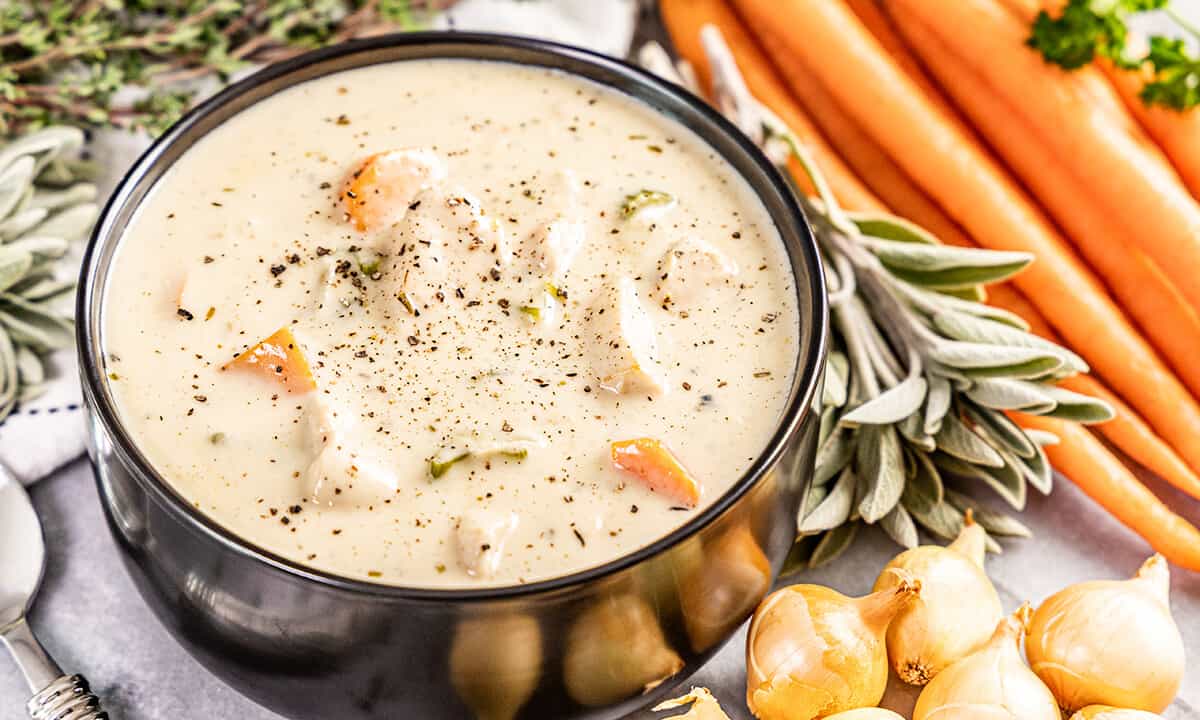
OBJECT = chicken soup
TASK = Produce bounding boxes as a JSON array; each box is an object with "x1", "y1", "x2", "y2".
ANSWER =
[{"x1": 103, "y1": 59, "x2": 800, "y2": 588}]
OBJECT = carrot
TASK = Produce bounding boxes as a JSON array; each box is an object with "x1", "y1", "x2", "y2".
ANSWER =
[
  {"x1": 223, "y1": 327, "x2": 316, "y2": 393},
  {"x1": 611, "y1": 438, "x2": 701, "y2": 507},
  {"x1": 1102, "y1": 57, "x2": 1200, "y2": 203},
  {"x1": 988, "y1": 284, "x2": 1200, "y2": 501},
  {"x1": 734, "y1": 0, "x2": 1200, "y2": 473},
  {"x1": 660, "y1": 0, "x2": 884, "y2": 212},
  {"x1": 1016, "y1": 414, "x2": 1200, "y2": 571},
  {"x1": 749, "y1": 28, "x2": 975, "y2": 251},
  {"x1": 884, "y1": 0, "x2": 1200, "y2": 315},
  {"x1": 887, "y1": 10, "x2": 1200, "y2": 400}
]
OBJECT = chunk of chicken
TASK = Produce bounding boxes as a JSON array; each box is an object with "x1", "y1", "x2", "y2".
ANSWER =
[
  {"x1": 374, "y1": 187, "x2": 511, "y2": 315},
  {"x1": 455, "y1": 508, "x2": 519, "y2": 579},
  {"x1": 304, "y1": 396, "x2": 397, "y2": 505},
  {"x1": 585, "y1": 277, "x2": 668, "y2": 396},
  {"x1": 654, "y1": 236, "x2": 738, "y2": 310},
  {"x1": 342, "y1": 148, "x2": 447, "y2": 232},
  {"x1": 530, "y1": 217, "x2": 586, "y2": 281}
]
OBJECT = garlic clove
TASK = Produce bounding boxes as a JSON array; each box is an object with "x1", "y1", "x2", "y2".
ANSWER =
[
  {"x1": 874, "y1": 511, "x2": 1002, "y2": 685},
  {"x1": 1070, "y1": 707, "x2": 1165, "y2": 720},
  {"x1": 1026, "y1": 555, "x2": 1185, "y2": 714},
  {"x1": 746, "y1": 573, "x2": 920, "y2": 720},
  {"x1": 913, "y1": 604, "x2": 1061, "y2": 720},
  {"x1": 824, "y1": 709, "x2": 906, "y2": 719}
]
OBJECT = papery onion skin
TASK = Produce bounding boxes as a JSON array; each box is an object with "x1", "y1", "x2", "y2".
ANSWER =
[
  {"x1": 824, "y1": 709, "x2": 906, "y2": 719},
  {"x1": 874, "y1": 513, "x2": 1002, "y2": 685},
  {"x1": 1026, "y1": 555, "x2": 1184, "y2": 714},
  {"x1": 1070, "y1": 706, "x2": 1165, "y2": 720},
  {"x1": 745, "y1": 574, "x2": 920, "y2": 720},
  {"x1": 914, "y1": 604, "x2": 1060, "y2": 720}
]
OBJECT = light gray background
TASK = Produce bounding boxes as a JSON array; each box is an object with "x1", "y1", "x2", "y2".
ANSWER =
[{"x1": 2, "y1": 458, "x2": 1196, "y2": 719}]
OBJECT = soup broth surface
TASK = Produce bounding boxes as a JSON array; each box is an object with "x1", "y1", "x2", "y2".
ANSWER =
[{"x1": 104, "y1": 59, "x2": 800, "y2": 587}]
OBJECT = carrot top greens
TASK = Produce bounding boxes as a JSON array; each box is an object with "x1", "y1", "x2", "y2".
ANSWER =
[{"x1": 1027, "y1": 0, "x2": 1200, "y2": 110}]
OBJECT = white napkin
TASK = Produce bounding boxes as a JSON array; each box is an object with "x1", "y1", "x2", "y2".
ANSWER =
[{"x1": 0, "y1": 1, "x2": 638, "y2": 486}]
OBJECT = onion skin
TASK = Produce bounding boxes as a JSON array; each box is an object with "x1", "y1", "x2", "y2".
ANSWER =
[
  {"x1": 913, "y1": 604, "x2": 1060, "y2": 720},
  {"x1": 1026, "y1": 555, "x2": 1184, "y2": 713},
  {"x1": 745, "y1": 575, "x2": 921, "y2": 720},
  {"x1": 874, "y1": 514, "x2": 1002, "y2": 685},
  {"x1": 1070, "y1": 707, "x2": 1165, "y2": 720}
]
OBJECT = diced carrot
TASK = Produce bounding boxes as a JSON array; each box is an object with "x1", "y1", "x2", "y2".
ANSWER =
[
  {"x1": 611, "y1": 438, "x2": 701, "y2": 508},
  {"x1": 223, "y1": 327, "x2": 316, "y2": 393}
]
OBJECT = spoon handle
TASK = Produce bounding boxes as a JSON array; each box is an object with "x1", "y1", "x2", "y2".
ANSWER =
[
  {"x1": 1, "y1": 617, "x2": 108, "y2": 719},
  {"x1": 27, "y1": 673, "x2": 108, "y2": 720}
]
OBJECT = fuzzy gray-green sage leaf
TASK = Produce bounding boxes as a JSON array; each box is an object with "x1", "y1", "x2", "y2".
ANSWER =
[{"x1": 0, "y1": 127, "x2": 97, "y2": 421}]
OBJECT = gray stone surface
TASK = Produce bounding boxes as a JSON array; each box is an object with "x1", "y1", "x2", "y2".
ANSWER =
[{"x1": 1, "y1": 459, "x2": 1196, "y2": 719}]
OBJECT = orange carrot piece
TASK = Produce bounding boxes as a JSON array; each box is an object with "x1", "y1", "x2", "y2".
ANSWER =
[
  {"x1": 611, "y1": 438, "x2": 701, "y2": 508},
  {"x1": 884, "y1": 0, "x2": 1200, "y2": 316},
  {"x1": 1102, "y1": 57, "x2": 1200, "y2": 203},
  {"x1": 660, "y1": 0, "x2": 885, "y2": 213},
  {"x1": 223, "y1": 327, "x2": 316, "y2": 393},
  {"x1": 1017, "y1": 414, "x2": 1200, "y2": 572},
  {"x1": 989, "y1": 284, "x2": 1200, "y2": 500},
  {"x1": 734, "y1": 0, "x2": 1200, "y2": 473},
  {"x1": 888, "y1": 11, "x2": 1200, "y2": 401}
]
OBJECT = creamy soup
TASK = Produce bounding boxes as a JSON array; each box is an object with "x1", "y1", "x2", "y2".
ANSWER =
[{"x1": 103, "y1": 59, "x2": 800, "y2": 588}]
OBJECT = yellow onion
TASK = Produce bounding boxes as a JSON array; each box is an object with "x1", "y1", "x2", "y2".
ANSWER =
[
  {"x1": 913, "y1": 603, "x2": 1060, "y2": 720},
  {"x1": 449, "y1": 614, "x2": 541, "y2": 720},
  {"x1": 824, "y1": 710, "x2": 906, "y2": 719},
  {"x1": 1026, "y1": 554, "x2": 1184, "y2": 714},
  {"x1": 563, "y1": 593, "x2": 683, "y2": 707},
  {"x1": 1070, "y1": 707, "x2": 1165, "y2": 720},
  {"x1": 874, "y1": 510, "x2": 1002, "y2": 685},
  {"x1": 745, "y1": 572, "x2": 921, "y2": 720},
  {"x1": 653, "y1": 687, "x2": 731, "y2": 719}
]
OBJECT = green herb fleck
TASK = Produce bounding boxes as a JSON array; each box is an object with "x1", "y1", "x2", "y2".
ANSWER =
[
  {"x1": 519, "y1": 305, "x2": 541, "y2": 322},
  {"x1": 545, "y1": 282, "x2": 567, "y2": 301},
  {"x1": 620, "y1": 189, "x2": 674, "y2": 219},
  {"x1": 500, "y1": 448, "x2": 529, "y2": 461},
  {"x1": 398, "y1": 291, "x2": 415, "y2": 315},
  {"x1": 429, "y1": 451, "x2": 471, "y2": 479}
]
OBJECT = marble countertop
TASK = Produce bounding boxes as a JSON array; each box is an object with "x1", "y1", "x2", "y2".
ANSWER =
[{"x1": 2, "y1": 458, "x2": 1196, "y2": 720}]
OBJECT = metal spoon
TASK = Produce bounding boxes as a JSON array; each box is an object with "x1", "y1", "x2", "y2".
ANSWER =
[{"x1": 1, "y1": 467, "x2": 108, "y2": 719}]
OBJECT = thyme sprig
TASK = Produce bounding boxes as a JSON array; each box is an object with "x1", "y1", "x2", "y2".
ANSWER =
[
  {"x1": 641, "y1": 29, "x2": 1114, "y2": 569},
  {"x1": 0, "y1": 1, "x2": 445, "y2": 137}
]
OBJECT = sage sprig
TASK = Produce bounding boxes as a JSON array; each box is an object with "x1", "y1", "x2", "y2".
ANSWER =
[
  {"x1": 0, "y1": 127, "x2": 98, "y2": 421},
  {"x1": 642, "y1": 28, "x2": 1113, "y2": 569}
]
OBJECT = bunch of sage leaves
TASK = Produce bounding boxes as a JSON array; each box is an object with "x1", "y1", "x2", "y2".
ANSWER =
[
  {"x1": 0, "y1": 127, "x2": 98, "y2": 421},
  {"x1": 640, "y1": 31, "x2": 1114, "y2": 569}
]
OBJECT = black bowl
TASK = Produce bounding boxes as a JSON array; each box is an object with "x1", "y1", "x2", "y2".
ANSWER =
[{"x1": 77, "y1": 32, "x2": 827, "y2": 720}]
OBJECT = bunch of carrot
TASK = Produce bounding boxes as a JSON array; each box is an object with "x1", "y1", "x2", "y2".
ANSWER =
[{"x1": 661, "y1": 0, "x2": 1200, "y2": 570}]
